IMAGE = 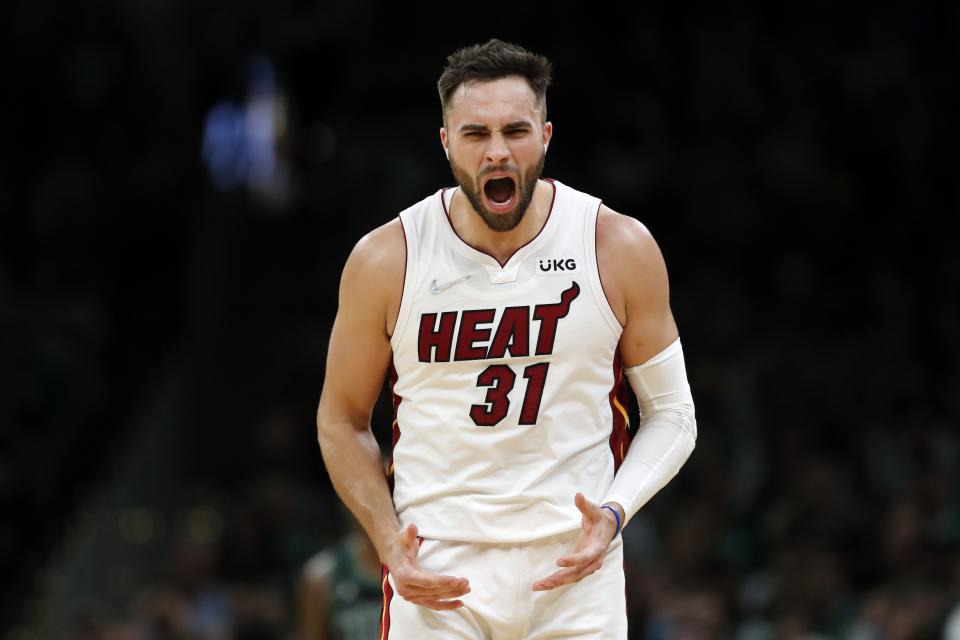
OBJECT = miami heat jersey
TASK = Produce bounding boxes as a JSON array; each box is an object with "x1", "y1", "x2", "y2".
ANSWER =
[{"x1": 389, "y1": 179, "x2": 629, "y2": 543}]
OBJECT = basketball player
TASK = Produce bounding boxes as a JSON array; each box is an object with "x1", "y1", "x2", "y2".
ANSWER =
[
  {"x1": 316, "y1": 39, "x2": 697, "y2": 639},
  {"x1": 298, "y1": 526, "x2": 382, "y2": 639}
]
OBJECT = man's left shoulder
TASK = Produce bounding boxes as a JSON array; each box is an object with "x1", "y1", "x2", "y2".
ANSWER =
[{"x1": 596, "y1": 204, "x2": 663, "y2": 268}]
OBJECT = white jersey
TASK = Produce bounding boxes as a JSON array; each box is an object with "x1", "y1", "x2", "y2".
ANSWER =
[{"x1": 389, "y1": 179, "x2": 630, "y2": 543}]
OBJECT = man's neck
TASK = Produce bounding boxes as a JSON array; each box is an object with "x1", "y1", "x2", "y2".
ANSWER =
[{"x1": 449, "y1": 179, "x2": 554, "y2": 265}]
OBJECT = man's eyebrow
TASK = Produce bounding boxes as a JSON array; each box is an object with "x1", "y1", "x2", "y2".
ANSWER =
[{"x1": 459, "y1": 120, "x2": 534, "y2": 133}]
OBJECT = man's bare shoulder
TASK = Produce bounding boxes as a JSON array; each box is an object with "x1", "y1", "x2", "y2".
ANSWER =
[
  {"x1": 595, "y1": 204, "x2": 667, "y2": 280},
  {"x1": 343, "y1": 218, "x2": 407, "y2": 285},
  {"x1": 596, "y1": 205, "x2": 657, "y2": 258},
  {"x1": 596, "y1": 207, "x2": 676, "y2": 360},
  {"x1": 339, "y1": 219, "x2": 406, "y2": 334}
]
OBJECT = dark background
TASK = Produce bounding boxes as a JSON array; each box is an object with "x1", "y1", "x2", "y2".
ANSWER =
[{"x1": 2, "y1": 2, "x2": 958, "y2": 639}]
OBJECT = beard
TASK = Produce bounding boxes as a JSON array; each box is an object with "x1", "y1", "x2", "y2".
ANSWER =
[{"x1": 448, "y1": 150, "x2": 546, "y2": 232}]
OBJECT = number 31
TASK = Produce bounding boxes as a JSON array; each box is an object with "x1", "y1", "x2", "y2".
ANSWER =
[{"x1": 470, "y1": 363, "x2": 549, "y2": 427}]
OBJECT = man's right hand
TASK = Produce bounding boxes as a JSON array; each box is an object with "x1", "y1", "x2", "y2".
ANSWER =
[{"x1": 385, "y1": 523, "x2": 471, "y2": 611}]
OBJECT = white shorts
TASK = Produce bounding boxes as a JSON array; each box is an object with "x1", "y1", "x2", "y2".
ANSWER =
[{"x1": 380, "y1": 530, "x2": 627, "y2": 639}]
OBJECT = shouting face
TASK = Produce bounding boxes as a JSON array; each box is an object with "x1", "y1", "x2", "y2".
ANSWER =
[{"x1": 441, "y1": 76, "x2": 552, "y2": 232}]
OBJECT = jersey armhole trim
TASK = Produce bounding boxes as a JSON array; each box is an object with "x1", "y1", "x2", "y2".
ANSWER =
[
  {"x1": 585, "y1": 200, "x2": 625, "y2": 337},
  {"x1": 390, "y1": 213, "x2": 418, "y2": 350}
]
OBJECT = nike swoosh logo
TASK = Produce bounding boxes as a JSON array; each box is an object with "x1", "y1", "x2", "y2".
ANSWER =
[{"x1": 429, "y1": 274, "x2": 471, "y2": 294}]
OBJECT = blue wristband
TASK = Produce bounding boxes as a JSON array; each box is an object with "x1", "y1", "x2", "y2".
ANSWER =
[{"x1": 601, "y1": 505, "x2": 622, "y2": 539}]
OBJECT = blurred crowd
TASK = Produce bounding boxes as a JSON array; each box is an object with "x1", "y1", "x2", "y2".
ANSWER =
[{"x1": 4, "y1": 2, "x2": 958, "y2": 639}]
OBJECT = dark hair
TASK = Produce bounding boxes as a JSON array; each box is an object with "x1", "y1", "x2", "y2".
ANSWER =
[{"x1": 437, "y1": 39, "x2": 553, "y2": 123}]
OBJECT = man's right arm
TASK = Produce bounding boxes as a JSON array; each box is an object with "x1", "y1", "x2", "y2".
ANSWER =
[
  {"x1": 316, "y1": 220, "x2": 469, "y2": 610},
  {"x1": 317, "y1": 220, "x2": 404, "y2": 561}
]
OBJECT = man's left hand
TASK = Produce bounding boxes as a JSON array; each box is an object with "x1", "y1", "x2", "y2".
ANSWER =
[{"x1": 532, "y1": 493, "x2": 620, "y2": 591}]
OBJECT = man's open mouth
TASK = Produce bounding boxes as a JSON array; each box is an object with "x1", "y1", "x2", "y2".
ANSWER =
[{"x1": 482, "y1": 176, "x2": 518, "y2": 212}]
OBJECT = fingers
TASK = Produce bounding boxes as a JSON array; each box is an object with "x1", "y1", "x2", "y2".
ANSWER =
[
  {"x1": 531, "y1": 554, "x2": 603, "y2": 591},
  {"x1": 394, "y1": 570, "x2": 470, "y2": 602},
  {"x1": 405, "y1": 573, "x2": 470, "y2": 595},
  {"x1": 388, "y1": 523, "x2": 421, "y2": 560},
  {"x1": 399, "y1": 574, "x2": 469, "y2": 611},
  {"x1": 405, "y1": 596, "x2": 465, "y2": 611},
  {"x1": 530, "y1": 494, "x2": 611, "y2": 591},
  {"x1": 388, "y1": 526, "x2": 473, "y2": 611},
  {"x1": 402, "y1": 522, "x2": 419, "y2": 546},
  {"x1": 555, "y1": 548, "x2": 596, "y2": 569},
  {"x1": 531, "y1": 564, "x2": 601, "y2": 591},
  {"x1": 574, "y1": 492, "x2": 601, "y2": 518},
  {"x1": 532, "y1": 541, "x2": 606, "y2": 591}
]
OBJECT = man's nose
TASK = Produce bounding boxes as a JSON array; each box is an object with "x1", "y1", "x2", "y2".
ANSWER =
[{"x1": 484, "y1": 132, "x2": 511, "y2": 164}]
